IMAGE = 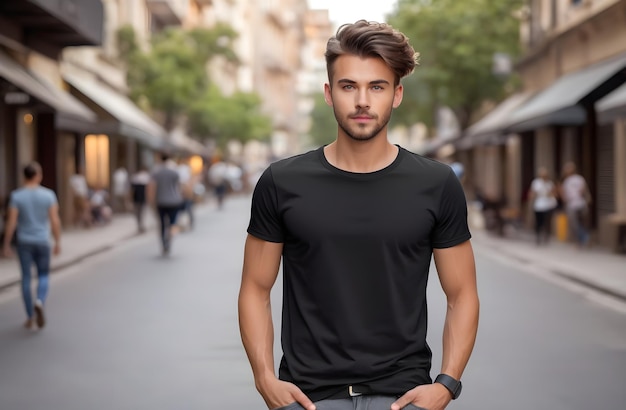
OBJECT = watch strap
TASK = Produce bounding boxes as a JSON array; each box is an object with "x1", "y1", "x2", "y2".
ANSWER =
[{"x1": 434, "y1": 373, "x2": 462, "y2": 400}]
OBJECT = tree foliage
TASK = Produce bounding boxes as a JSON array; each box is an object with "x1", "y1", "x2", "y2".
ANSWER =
[
  {"x1": 308, "y1": 92, "x2": 337, "y2": 147},
  {"x1": 388, "y1": 0, "x2": 523, "y2": 129},
  {"x1": 116, "y1": 24, "x2": 271, "y2": 147},
  {"x1": 188, "y1": 86, "x2": 272, "y2": 147}
]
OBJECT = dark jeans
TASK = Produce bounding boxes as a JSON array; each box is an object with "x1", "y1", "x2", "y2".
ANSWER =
[
  {"x1": 157, "y1": 205, "x2": 180, "y2": 249},
  {"x1": 134, "y1": 201, "x2": 146, "y2": 231},
  {"x1": 16, "y1": 243, "x2": 51, "y2": 318},
  {"x1": 534, "y1": 209, "x2": 553, "y2": 244}
]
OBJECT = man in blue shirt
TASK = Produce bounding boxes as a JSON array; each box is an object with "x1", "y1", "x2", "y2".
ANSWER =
[{"x1": 2, "y1": 162, "x2": 62, "y2": 330}]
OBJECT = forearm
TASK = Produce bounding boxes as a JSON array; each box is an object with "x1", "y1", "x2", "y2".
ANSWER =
[
  {"x1": 3, "y1": 219, "x2": 16, "y2": 248},
  {"x1": 238, "y1": 283, "x2": 276, "y2": 385},
  {"x1": 51, "y1": 217, "x2": 61, "y2": 245},
  {"x1": 440, "y1": 289, "x2": 479, "y2": 379}
]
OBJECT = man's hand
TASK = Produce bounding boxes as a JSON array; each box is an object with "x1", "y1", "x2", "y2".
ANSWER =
[
  {"x1": 257, "y1": 376, "x2": 316, "y2": 410},
  {"x1": 391, "y1": 383, "x2": 452, "y2": 410},
  {"x1": 53, "y1": 243, "x2": 61, "y2": 256},
  {"x1": 2, "y1": 244, "x2": 13, "y2": 258}
]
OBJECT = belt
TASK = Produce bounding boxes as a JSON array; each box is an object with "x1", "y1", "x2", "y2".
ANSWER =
[{"x1": 328, "y1": 385, "x2": 377, "y2": 399}]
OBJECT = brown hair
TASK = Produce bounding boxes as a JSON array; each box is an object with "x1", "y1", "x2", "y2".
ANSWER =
[
  {"x1": 23, "y1": 161, "x2": 42, "y2": 180},
  {"x1": 325, "y1": 20, "x2": 419, "y2": 86}
]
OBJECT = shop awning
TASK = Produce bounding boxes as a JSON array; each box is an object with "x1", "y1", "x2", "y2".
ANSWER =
[
  {"x1": 63, "y1": 72, "x2": 168, "y2": 149},
  {"x1": 0, "y1": 50, "x2": 96, "y2": 123},
  {"x1": 506, "y1": 52, "x2": 626, "y2": 132},
  {"x1": 457, "y1": 92, "x2": 533, "y2": 150},
  {"x1": 168, "y1": 129, "x2": 208, "y2": 157},
  {"x1": 598, "y1": 83, "x2": 626, "y2": 124},
  {"x1": 0, "y1": 0, "x2": 102, "y2": 59}
]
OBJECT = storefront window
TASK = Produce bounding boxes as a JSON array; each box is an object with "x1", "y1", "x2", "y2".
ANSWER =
[{"x1": 85, "y1": 134, "x2": 110, "y2": 188}]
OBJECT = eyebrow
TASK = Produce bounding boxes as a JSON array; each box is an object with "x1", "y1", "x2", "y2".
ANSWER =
[{"x1": 337, "y1": 79, "x2": 391, "y2": 85}]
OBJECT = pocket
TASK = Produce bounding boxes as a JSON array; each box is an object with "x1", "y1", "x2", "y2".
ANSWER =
[{"x1": 271, "y1": 402, "x2": 303, "y2": 410}]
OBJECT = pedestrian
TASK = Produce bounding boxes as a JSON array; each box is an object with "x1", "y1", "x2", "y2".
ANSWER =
[
  {"x1": 177, "y1": 157, "x2": 195, "y2": 231},
  {"x1": 112, "y1": 166, "x2": 130, "y2": 212},
  {"x1": 560, "y1": 161, "x2": 591, "y2": 247},
  {"x1": 2, "y1": 162, "x2": 61, "y2": 330},
  {"x1": 69, "y1": 166, "x2": 91, "y2": 227},
  {"x1": 148, "y1": 153, "x2": 183, "y2": 255},
  {"x1": 130, "y1": 166, "x2": 151, "y2": 233},
  {"x1": 208, "y1": 160, "x2": 228, "y2": 209},
  {"x1": 528, "y1": 166, "x2": 558, "y2": 245},
  {"x1": 238, "y1": 20, "x2": 479, "y2": 410}
]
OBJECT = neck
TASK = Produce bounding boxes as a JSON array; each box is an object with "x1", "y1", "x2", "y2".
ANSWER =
[
  {"x1": 24, "y1": 181, "x2": 39, "y2": 188},
  {"x1": 325, "y1": 134, "x2": 398, "y2": 173}
]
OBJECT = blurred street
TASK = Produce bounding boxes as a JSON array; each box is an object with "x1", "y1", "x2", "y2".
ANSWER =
[{"x1": 1, "y1": 196, "x2": 625, "y2": 410}]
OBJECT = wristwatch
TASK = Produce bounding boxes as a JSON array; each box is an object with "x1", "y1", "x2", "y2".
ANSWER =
[{"x1": 434, "y1": 374, "x2": 462, "y2": 400}]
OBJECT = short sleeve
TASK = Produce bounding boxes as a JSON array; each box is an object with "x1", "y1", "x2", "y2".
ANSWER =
[
  {"x1": 49, "y1": 190, "x2": 59, "y2": 207},
  {"x1": 247, "y1": 167, "x2": 284, "y2": 243},
  {"x1": 431, "y1": 170, "x2": 472, "y2": 249},
  {"x1": 8, "y1": 192, "x2": 17, "y2": 209}
]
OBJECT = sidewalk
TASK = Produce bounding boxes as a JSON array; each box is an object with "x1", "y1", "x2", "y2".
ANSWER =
[
  {"x1": 2, "y1": 199, "x2": 624, "y2": 301},
  {"x1": 470, "y1": 222, "x2": 626, "y2": 302},
  {"x1": 0, "y1": 208, "x2": 162, "y2": 290}
]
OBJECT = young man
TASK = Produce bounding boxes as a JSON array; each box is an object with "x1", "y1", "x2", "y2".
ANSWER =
[
  {"x1": 238, "y1": 21, "x2": 479, "y2": 410},
  {"x1": 2, "y1": 162, "x2": 61, "y2": 330},
  {"x1": 148, "y1": 153, "x2": 183, "y2": 255}
]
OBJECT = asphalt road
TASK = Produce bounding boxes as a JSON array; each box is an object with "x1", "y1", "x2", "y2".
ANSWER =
[{"x1": 1, "y1": 196, "x2": 625, "y2": 410}]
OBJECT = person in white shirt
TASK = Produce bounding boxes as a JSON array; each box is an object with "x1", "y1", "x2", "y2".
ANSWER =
[
  {"x1": 529, "y1": 167, "x2": 558, "y2": 245},
  {"x1": 69, "y1": 168, "x2": 91, "y2": 227},
  {"x1": 112, "y1": 167, "x2": 130, "y2": 212},
  {"x1": 560, "y1": 162, "x2": 591, "y2": 247}
]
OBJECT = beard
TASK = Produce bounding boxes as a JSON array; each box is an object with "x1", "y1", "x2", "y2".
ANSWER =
[{"x1": 334, "y1": 105, "x2": 393, "y2": 142}]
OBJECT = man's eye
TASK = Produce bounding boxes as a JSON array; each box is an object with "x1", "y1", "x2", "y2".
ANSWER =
[
  {"x1": 343, "y1": 85, "x2": 354, "y2": 90},
  {"x1": 372, "y1": 86, "x2": 383, "y2": 90}
]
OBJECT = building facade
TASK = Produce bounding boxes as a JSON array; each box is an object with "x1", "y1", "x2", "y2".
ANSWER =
[
  {"x1": 458, "y1": 0, "x2": 626, "y2": 251},
  {"x1": 0, "y1": 0, "x2": 104, "y2": 225}
]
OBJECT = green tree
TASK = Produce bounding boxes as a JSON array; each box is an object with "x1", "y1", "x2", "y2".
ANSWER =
[
  {"x1": 308, "y1": 92, "x2": 337, "y2": 147},
  {"x1": 117, "y1": 24, "x2": 238, "y2": 131},
  {"x1": 188, "y1": 86, "x2": 272, "y2": 148},
  {"x1": 388, "y1": 0, "x2": 523, "y2": 129}
]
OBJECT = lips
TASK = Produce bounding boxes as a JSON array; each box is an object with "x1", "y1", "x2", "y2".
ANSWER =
[{"x1": 351, "y1": 115, "x2": 374, "y2": 121}]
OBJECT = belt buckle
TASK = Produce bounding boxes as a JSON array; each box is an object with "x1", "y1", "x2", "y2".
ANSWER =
[{"x1": 348, "y1": 385, "x2": 362, "y2": 397}]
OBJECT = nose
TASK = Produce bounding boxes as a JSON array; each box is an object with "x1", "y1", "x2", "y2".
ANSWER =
[{"x1": 355, "y1": 89, "x2": 370, "y2": 110}]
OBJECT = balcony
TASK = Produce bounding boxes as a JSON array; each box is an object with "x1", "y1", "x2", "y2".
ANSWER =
[
  {"x1": 0, "y1": 0, "x2": 104, "y2": 57},
  {"x1": 146, "y1": 0, "x2": 183, "y2": 26}
]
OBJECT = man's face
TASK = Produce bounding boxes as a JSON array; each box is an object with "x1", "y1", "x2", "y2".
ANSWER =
[{"x1": 324, "y1": 55, "x2": 403, "y2": 142}]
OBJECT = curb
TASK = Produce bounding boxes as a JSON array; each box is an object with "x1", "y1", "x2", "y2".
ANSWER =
[{"x1": 0, "y1": 230, "x2": 145, "y2": 293}]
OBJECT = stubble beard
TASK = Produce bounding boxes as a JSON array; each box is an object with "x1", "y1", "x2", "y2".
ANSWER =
[{"x1": 334, "y1": 106, "x2": 393, "y2": 142}]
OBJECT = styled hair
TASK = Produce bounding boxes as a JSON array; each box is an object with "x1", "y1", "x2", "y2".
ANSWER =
[
  {"x1": 325, "y1": 20, "x2": 419, "y2": 86},
  {"x1": 23, "y1": 162, "x2": 42, "y2": 180}
]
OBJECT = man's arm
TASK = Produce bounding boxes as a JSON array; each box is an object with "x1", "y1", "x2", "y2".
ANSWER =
[
  {"x1": 433, "y1": 240, "x2": 479, "y2": 381},
  {"x1": 392, "y1": 240, "x2": 479, "y2": 410},
  {"x1": 49, "y1": 203, "x2": 62, "y2": 255},
  {"x1": 2, "y1": 207, "x2": 18, "y2": 257},
  {"x1": 238, "y1": 234, "x2": 315, "y2": 410}
]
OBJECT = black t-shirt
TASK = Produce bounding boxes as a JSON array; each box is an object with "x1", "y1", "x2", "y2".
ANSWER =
[{"x1": 247, "y1": 146, "x2": 471, "y2": 401}]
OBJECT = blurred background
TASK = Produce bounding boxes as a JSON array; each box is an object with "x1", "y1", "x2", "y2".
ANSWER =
[{"x1": 0, "y1": 0, "x2": 625, "y2": 409}]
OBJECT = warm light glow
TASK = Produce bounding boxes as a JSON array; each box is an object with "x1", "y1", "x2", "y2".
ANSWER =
[
  {"x1": 189, "y1": 155, "x2": 204, "y2": 175},
  {"x1": 85, "y1": 134, "x2": 110, "y2": 188},
  {"x1": 23, "y1": 113, "x2": 33, "y2": 124}
]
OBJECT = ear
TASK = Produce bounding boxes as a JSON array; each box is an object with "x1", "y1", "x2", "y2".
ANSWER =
[
  {"x1": 324, "y1": 83, "x2": 333, "y2": 107},
  {"x1": 392, "y1": 84, "x2": 404, "y2": 108}
]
